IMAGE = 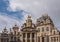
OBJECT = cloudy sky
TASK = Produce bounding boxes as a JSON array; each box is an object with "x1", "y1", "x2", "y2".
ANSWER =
[{"x1": 0, "y1": 0, "x2": 60, "y2": 32}]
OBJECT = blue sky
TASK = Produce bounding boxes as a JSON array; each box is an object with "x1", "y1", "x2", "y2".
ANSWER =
[
  {"x1": 0, "y1": 0, "x2": 25, "y2": 32},
  {"x1": 0, "y1": 0, "x2": 23, "y2": 19},
  {"x1": 0, "y1": 0, "x2": 60, "y2": 32}
]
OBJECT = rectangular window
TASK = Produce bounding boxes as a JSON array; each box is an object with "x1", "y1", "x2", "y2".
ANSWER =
[
  {"x1": 54, "y1": 37, "x2": 56, "y2": 42},
  {"x1": 47, "y1": 36, "x2": 49, "y2": 42},
  {"x1": 38, "y1": 37, "x2": 40, "y2": 42},
  {"x1": 27, "y1": 39, "x2": 30, "y2": 42},
  {"x1": 46, "y1": 27, "x2": 49, "y2": 31},
  {"x1": 32, "y1": 39, "x2": 34, "y2": 42},
  {"x1": 15, "y1": 31, "x2": 16, "y2": 35},
  {"x1": 14, "y1": 37, "x2": 16, "y2": 41},
  {"x1": 38, "y1": 28, "x2": 40, "y2": 32},
  {"x1": 42, "y1": 37, "x2": 44, "y2": 42},
  {"x1": 11, "y1": 37, "x2": 13, "y2": 40},
  {"x1": 51, "y1": 37, "x2": 53, "y2": 41},
  {"x1": 50, "y1": 28, "x2": 52, "y2": 32},
  {"x1": 42, "y1": 27, "x2": 44, "y2": 32},
  {"x1": 51, "y1": 37, "x2": 56, "y2": 42},
  {"x1": 1, "y1": 39, "x2": 3, "y2": 42},
  {"x1": 57, "y1": 37, "x2": 58, "y2": 41},
  {"x1": 53, "y1": 31, "x2": 55, "y2": 35},
  {"x1": 23, "y1": 39, "x2": 25, "y2": 42},
  {"x1": 7, "y1": 38, "x2": 9, "y2": 42},
  {"x1": 32, "y1": 33, "x2": 34, "y2": 38},
  {"x1": 23, "y1": 33, "x2": 25, "y2": 38},
  {"x1": 27, "y1": 33, "x2": 30, "y2": 38}
]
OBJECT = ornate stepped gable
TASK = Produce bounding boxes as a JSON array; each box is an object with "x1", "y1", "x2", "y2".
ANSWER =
[
  {"x1": 21, "y1": 15, "x2": 36, "y2": 32},
  {"x1": 36, "y1": 14, "x2": 60, "y2": 33},
  {"x1": 36, "y1": 14, "x2": 54, "y2": 26},
  {"x1": 9, "y1": 24, "x2": 21, "y2": 42},
  {"x1": 22, "y1": 15, "x2": 35, "y2": 28},
  {"x1": 20, "y1": 15, "x2": 37, "y2": 42}
]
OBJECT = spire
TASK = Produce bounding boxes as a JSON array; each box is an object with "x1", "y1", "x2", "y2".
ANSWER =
[
  {"x1": 42, "y1": 13, "x2": 48, "y2": 17},
  {"x1": 12, "y1": 24, "x2": 19, "y2": 30},
  {"x1": 4, "y1": 27, "x2": 7, "y2": 30},
  {"x1": 2, "y1": 27, "x2": 8, "y2": 33},
  {"x1": 15, "y1": 24, "x2": 17, "y2": 27}
]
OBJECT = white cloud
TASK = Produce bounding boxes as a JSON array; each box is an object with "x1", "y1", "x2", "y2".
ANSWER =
[
  {"x1": 7, "y1": 0, "x2": 60, "y2": 30},
  {"x1": 7, "y1": 0, "x2": 49, "y2": 23},
  {"x1": 0, "y1": 13, "x2": 26, "y2": 32},
  {"x1": 8, "y1": 0, "x2": 48, "y2": 14}
]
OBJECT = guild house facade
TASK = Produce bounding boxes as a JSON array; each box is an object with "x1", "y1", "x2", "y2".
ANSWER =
[{"x1": 0, "y1": 14, "x2": 60, "y2": 42}]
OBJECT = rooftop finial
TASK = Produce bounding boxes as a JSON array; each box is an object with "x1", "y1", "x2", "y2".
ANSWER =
[
  {"x1": 15, "y1": 24, "x2": 17, "y2": 26},
  {"x1": 4, "y1": 27, "x2": 7, "y2": 30},
  {"x1": 2, "y1": 27, "x2": 8, "y2": 33},
  {"x1": 42, "y1": 13, "x2": 48, "y2": 17},
  {"x1": 27, "y1": 15, "x2": 31, "y2": 19},
  {"x1": 14, "y1": 22, "x2": 18, "y2": 27}
]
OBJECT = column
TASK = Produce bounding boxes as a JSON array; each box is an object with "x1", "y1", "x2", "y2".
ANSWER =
[
  {"x1": 26, "y1": 33, "x2": 27, "y2": 42},
  {"x1": 45, "y1": 37, "x2": 47, "y2": 42},
  {"x1": 49, "y1": 37, "x2": 52, "y2": 42},
  {"x1": 22, "y1": 33, "x2": 23, "y2": 42},
  {"x1": 30, "y1": 33, "x2": 32, "y2": 42},
  {"x1": 34, "y1": 33, "x2": 37, "y2": 42},
  {"x1": 32, "y1": 33, "x2": 34, "y2": 42},
  {"x1": 40, "y1": 37, "x2": 42, "y2": 42}
]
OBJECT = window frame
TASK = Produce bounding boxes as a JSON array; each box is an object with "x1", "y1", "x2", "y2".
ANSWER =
[
  {"x1": 42, "y1": 27, "x2": 44, "y2": 32},
  {"x1": 46, "y1": 27, "x2": 49, "y2": 31}
]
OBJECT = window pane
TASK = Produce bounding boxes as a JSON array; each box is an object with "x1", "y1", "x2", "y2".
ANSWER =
[
  {"x1": 54, "y1": 31, "x2": 55, "y2": 35},
  {"x1": 46, "y1": 27, "x2": 49, "y2": 31},
  {"x1": 38, "y1": 28, "x2": 40, "y2": 32},
  {"x1": 38, "y1": 37, "x2": 40, "y2": 42},
  {"x1": 27, "y1": 33, "x2": 30, "y2": 38},
  {"x1": 23, "y1": 39, "x2": 25, "y2": 42},
  {"x1": 32, "y1": 39, "x2": 34, "y2": 42},
  {"x1": 23, "y1": 33, "x2": 25, "y2": 38},
  {"x1": 57, "y1": 37, "x2": 58, "y2": 41},
  {"x1": 32, "y1": 33, "x2": 34, "y2": 38},
  {"x1": 27, "y1": 39, "x2": 30, "y2": 42},
  {"x1": 47, "y1": 36, "x2": 49, "y2": 42},
  {"x1": 14, "y1": 37, "x2": 16, "y2": 41},
  {"x1": 42, "y1": 27, "x2": 44, "y2": 32}
]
